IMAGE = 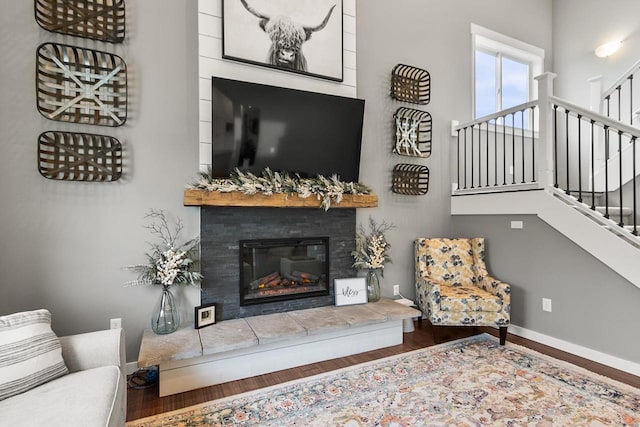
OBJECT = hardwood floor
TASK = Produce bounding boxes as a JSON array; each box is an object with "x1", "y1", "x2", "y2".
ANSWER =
[{"x1": 127, "y1": 321, "x2": 640, "y2": 421}]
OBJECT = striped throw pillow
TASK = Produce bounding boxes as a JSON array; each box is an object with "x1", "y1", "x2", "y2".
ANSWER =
[{"x1": 0, "y1": 309, "x2": 69, "y2": 401}]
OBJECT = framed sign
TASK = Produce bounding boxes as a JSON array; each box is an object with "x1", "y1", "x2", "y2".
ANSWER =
[
  {"x1": 334, "y1": 277, "x2": 367, "y2": 306},
  {"x1": 194, "y1": 303, "x2": 216, "y2": 329},
  {"x1": 222, "y1": 0, "x2": 343, "y2": 82}
]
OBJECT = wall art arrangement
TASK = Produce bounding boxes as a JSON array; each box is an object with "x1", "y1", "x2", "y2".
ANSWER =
[
  {"x1": 34, "y1": 0, "x2": 126, "y2": 43},
  {"x1": 389, "y1": 64, "x2": 431, "y2": 195},
  {"x1": 37, "y1": 131, "x2": 123, "y2": 182},
  {"x1": 222, "y1": 0, "x2": 344, "y2": 82},
  {"x1": 34, "y1": 0, "x2": 127, "y2": 182}
]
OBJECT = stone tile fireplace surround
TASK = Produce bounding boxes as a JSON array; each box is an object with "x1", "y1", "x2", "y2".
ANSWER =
[{"x1": 200, "y1": 206, "x2": 356, "y2": 320}]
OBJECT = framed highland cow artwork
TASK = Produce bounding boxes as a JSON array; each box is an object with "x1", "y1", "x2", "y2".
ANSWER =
[{"x1": 222, "y1": 0, "x2": 344, "y2": 81}]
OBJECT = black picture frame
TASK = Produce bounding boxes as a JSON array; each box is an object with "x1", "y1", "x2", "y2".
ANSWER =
[
  {"x1": 194, "y1": 303, "x2": 216, "y2": 329},
  {"x1": 222, "y1": 0, "x2": 344, "y2": 82}
]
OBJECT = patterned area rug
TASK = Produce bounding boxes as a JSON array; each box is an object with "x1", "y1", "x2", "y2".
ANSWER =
[{"x1": 127, "y1": 334, "x2": 640, "y2": 426}]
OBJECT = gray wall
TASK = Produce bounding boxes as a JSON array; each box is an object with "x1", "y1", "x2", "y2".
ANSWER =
[
  {"x1": 0, "y1": 1, "x2": 201, "y2": 362},
  {"x1": 355, "y1": 0, "x2": 552, "y2": 300},
  {"x1": 452, "y1": 215, "x2": 640, "y2": 363}
]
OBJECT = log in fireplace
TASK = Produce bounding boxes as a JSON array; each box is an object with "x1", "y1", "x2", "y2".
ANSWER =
[{"x1": 239, "y1": 237, "x2": 330, "y2": 306}]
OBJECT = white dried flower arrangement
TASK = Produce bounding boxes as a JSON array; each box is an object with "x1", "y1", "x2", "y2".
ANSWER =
[{"x1": 187, "y1": 168, "x2": 372, "y2": 211}]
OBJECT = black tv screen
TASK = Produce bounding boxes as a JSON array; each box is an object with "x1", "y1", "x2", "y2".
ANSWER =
[{"x1": 211, "y1": 77, "x2": 365, "y2": 182}]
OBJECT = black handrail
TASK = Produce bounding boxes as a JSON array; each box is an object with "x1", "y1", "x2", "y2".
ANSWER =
[
  {"x1": 455, "y1": 107, "x2": 536, "y2": 191},
  {"x1": 550, "y1": 103, "x2": 640, "y2": 236}
]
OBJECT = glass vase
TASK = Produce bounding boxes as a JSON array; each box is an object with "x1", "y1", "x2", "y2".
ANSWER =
[
  {"x1": 151, "y1": 285, "x2": 180, "y2": 334},
  {"x1": 366, "y1": 269, "x2": 381, "y2": 302}
]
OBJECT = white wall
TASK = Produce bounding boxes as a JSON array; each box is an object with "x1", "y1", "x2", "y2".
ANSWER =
[
  {"x1": 553, "y1": 0, "x2": 640, "y2": 106},
  {"x1": 197, "y1": 0, "x2": 358, "y2": 170}
]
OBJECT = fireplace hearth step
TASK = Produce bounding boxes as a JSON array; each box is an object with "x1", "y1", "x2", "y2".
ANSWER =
[{"x1": 137, "y1": 298, "x2": 422, "y2": 396}]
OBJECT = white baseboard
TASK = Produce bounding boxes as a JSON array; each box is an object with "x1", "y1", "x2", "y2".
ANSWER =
[{"x1": 508, "y1": 324, "x2": 640, "y2": 377}]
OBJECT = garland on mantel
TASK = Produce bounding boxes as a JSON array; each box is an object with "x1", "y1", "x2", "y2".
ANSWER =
[{"x1": 187, "y1": 168, "x2": 372, "y2": 210}]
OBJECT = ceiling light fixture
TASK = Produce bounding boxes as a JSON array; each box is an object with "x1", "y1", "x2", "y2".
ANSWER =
[{"x1": 595, "y1": 40, "x2": 622, "y2": 58}]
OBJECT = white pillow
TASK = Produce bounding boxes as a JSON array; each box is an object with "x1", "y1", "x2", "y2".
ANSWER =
[{"x1": 0, "y1": 309, "x2": 69, "y2": 401}]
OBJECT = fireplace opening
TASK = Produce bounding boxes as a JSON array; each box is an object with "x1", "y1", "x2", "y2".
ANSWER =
[{"x1": 239, "y1": 237, "x2": 330, "y2": 306}]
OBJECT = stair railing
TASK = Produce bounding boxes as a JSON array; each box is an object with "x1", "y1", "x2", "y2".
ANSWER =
[
  {"x1": 600, "y1": 59, "x2": 640, "y2": 126},
  {"x1": 453, "y1": 72, "x2": 639, "y2": 237},
  {"x1": 453, "y1": 73, "x2": 555, "y2": 193},
  {"x1": 454, "y1": 101, "x2": 538, "y2": 192},
  {"x1": 550, "y1": 95, "x2": 640, "y2": 235}
]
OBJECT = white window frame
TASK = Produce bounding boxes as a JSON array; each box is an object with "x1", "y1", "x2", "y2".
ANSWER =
[{"x1": 471, "y1": 24, "x2": 544, "y2": 129}]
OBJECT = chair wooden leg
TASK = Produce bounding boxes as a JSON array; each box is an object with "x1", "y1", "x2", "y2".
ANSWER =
[
  {"x1": 499, "y1": 327, "x2": 508, "y2": 345},
  {"x1": 429, "y1": 322, "x2": 443, "y2": 344}
]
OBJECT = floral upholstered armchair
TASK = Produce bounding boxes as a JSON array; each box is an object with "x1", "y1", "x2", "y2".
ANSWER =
[{"x1": 414, "y1": 238, "x2": 510, "y2": 345}]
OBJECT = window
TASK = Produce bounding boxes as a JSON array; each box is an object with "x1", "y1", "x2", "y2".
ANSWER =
[{"x1": 472, "y1": 24, "x2": 544, "y2": 129}]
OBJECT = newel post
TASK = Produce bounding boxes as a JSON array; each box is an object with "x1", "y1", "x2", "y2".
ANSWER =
[
  {"x1": 588, "y1": 76, "x2": 605, "y2": 168},
  {"x1": 588, "y1": 75, "x2": 603, "y2": 114},
  {"x1": 534, "y1": 72, "x2": 558, "y2": 189}
]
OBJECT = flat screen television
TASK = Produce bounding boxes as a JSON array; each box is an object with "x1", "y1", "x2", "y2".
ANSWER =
[{"x1": 211, "y1": 77, "x2": 365, "y2": 182}]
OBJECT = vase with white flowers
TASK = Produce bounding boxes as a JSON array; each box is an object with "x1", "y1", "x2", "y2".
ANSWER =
[
  {"x1": 351, "y1": 217, "x2": 393, "y2": 302},
  {"x1": 124, "y1": 209, "x2": 203, "y2": 334}
]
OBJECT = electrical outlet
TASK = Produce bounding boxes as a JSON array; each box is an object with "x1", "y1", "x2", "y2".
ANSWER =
[
  {"x1": 510, "y1": 220, "x2": 524, "y2": 229},
  {"x1": 110, "y1": 318, "x2": 122, "y2": 329},
  {"x1": 393, "y1": 284, "x2": 400, "y2": 296},
  {"x1": 542, "y1": 298, "x2": 552, "y2": 312}
]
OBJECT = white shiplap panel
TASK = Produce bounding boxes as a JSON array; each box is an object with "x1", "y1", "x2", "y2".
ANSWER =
[
  {"x1": 199, "y1": 34, "x2": 221, "y2": 60},
  {"x1": 342, "y1": 68, "x2": 357, "y2": 89},
  {"x1": 344, "y1": 32, "x2": 356, "y2": 52},
  {"x1": 344, "y1": 15, "x2": 356, "y2": 34},
  {"x1": 199, "y1": 99, "x2": 212, "y2": 123},
  {"x1": 199, "y1": 0, "x2": 221, "y2": 17},
  {"x1": 199, "y1": 141, "x2": 212, "y2": 165},
  {"x1": 343, "y1": 0, "x2": 356, "y2": 16},
  {"x1": 199, "y1": 78, "x2": 211, "y2": 101},
  {"x1": 344, "y1": 50, "x2": 356, "y2": 70},
  {"x1": 199, "y1": 120, "x2": 212, "y2": 144},
  {"x1": 198, "y1": 13, "x2": 221, "y2": 38}
]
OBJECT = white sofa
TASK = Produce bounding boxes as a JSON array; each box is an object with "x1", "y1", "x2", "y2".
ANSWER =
[{"x1": 0, "y1": 328, "x2": 126, "y2": 427}]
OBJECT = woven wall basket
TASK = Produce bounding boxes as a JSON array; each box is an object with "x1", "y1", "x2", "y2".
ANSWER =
[
  {"x1": 34, "y1": 0, "x2": 126, "y2": 43},
  {"x1": 390, "y1": 64, "x2": 430, "y2": 105},
  {"x1": 393, "y1": 107, "x2": 432, "y2": 158},
  {"x1": 392, "y1": 163, "x2": 429, "y2": 195},
  {"x1": 36, "y1": 42, "x2": 127, "y2": 127},
  {"x1": 38, "y1": 131, "x2": 122, "y2": 181}
]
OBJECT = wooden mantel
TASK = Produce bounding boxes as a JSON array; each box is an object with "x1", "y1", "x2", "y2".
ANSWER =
[{"x1": 183, "y1": 189, "x2": 378, "y2": 208}]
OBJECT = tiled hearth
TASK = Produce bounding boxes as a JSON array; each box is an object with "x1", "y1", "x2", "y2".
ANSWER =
[{"x1": 200, "y1": 207, "x2": 356, "y2": 320}]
